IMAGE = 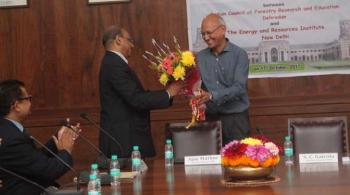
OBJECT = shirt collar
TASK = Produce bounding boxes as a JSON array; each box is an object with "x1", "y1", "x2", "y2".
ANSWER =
[
  {"x1": 223, "y1": 39, "x2": 234, "y2": 52},
  {"x1": 210, "y1": 38, "x2": 234, "y2": 55},
  {"x1": 108, "y1": 50, "x2": 128, "y2": 64},
  {"x1": 5, "y1": 118, "x2": 24, "y2": 132}
]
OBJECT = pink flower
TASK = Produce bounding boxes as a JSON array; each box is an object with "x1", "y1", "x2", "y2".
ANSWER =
[
  {"x1": 221, "y1": 140, "x2": 239, "y2": 155},
  {"x1": 161, "y1": 58, "x2": 174, "y2": 75},
  {"x1": 245, "y1": 145, "x2": 272, "y2": 162},
  {"x1": 221, "y1": 140, "x2": 248, "y2": 159}
]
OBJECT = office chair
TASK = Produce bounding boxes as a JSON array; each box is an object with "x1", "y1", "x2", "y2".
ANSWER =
[
  {"x1": 288, "y1": 116, "x2": 349, "y2": 162},
  {"x1": 165, "y1": 121, "x2": 222, "y2": 163}
]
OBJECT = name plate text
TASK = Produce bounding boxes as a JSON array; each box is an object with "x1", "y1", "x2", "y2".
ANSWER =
[
  {"x1": 184, "y1": 155, "x2": 221, "y2": 165},
  {"x1": 299, "y1": 153, "x2": 338, "y2": 164}
]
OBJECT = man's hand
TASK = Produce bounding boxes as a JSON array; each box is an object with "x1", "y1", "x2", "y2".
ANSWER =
[
  {"x1": 53, "y1": 126, "x2": 76, "y2": 154},
  {"x1": 70, "y1": 123, "x2": 82, "y2": 141},
  {"x1": 166, "y1": 81, "x2": 186, "y2": 98},
  {"x1": 59, "y1": 118, "x2": 82, "y2": 141},
  {"x1": 196, "y1": 90, "x2": 213, "y2": 105}
]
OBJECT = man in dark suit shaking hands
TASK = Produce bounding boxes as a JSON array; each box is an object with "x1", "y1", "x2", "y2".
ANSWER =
[
  {"x1": 99, "y1": 25, "x2": 184, "y2": 158},
  {"x1": 0, "y1": 80, "x2": 80, "y2": 195}
]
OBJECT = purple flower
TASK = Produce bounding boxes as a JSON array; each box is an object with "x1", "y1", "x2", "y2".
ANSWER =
[{"x1": 245, "y1": 145, "x2": 273, "y2": 162}]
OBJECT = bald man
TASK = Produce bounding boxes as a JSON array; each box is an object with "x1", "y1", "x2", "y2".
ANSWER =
[{"x1": 197, "y1": 14, "x2": 251, "y2": 145}]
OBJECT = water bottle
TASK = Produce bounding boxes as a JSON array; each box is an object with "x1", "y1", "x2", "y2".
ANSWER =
[
  {"x1": 131, "y1": 146, "x2": 141, "y2": 172},
  {"x1": 90, "y1": 164, "x2": 101, "y2": 193},
  {"x1": 165, "y1": 139, "x2": 174, "y2": 167},
  {"x1": 165, "y1": 165, "x2": 174, "y2": 193},
  {"x1": 110, "y1": 155, "x2": 120, "y2": 186},
  {"x1": 88, "y1": 174, "x2": 99, "y2": 195},
  {"x1": 133, "y1": 174, "x2": 142, "y2": 195},
  {"x1": 284, "y1": 136, "x2": 294, "y2": 165}
]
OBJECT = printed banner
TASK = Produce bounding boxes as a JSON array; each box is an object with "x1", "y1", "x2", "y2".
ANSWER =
[{"x1": 186, "y1": 0, "x2": 350, "y2": 78}]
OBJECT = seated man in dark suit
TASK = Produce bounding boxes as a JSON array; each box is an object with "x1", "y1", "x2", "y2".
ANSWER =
[{"x1": 0, "y1": 80, "x2": 80, "y2": 195}]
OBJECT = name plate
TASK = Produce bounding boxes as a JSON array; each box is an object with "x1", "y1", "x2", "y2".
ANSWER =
[
  {"x1": 299, "y1": 153, "x2": 338, "y2": 164},
  {"x1": 185, "y1": 164, "x2": 222, "y2": 175},
  {"x1": 184, "y1": 155, "x2": 221, "y2": 165},
  {"x1": 299, "y1": 163, "x2": 339, "y2": 172}
]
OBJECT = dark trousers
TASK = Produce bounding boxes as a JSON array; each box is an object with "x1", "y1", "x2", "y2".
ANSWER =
[{"x1": 206, "y1": 110, "x2": 251, "y2": 145}]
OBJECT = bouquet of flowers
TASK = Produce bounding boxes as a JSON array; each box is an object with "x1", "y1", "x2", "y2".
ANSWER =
[
  {"x1": 143, "y1": 37, "x2": 205, "y2": 128},
  {"x1": 221, "y1": 136, "x2": 280, "y2": 168}
]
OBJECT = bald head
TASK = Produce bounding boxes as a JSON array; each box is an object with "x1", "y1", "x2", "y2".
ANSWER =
[
  {"x1": 202, "y1": 13, "x2": 226, "y2": 27},
  {"x1": 201, "y1": 13, "x2": 227, "y2": 53}
]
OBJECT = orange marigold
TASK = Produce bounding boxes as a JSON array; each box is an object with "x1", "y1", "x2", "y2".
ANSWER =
[
  {"x1": 248, "y1": 159, "x2": 260, "y2": 167},
  {"x1": 261, "y1": 157, "x2": 273, "y2": 167},
  {"x1": 229, "y1": 157, "x2": 241, "y2": 166},
  {"x1": 272, "y1": 156, "x2": 280, "y2": 166},
  {"x1": 240, "y1": 156, "x2": 250, "y2": 166}
]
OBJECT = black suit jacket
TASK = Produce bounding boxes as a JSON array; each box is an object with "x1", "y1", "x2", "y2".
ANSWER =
[
  {"x1": 99, "y1": 51, "x2": 171, "y2": 158},
  {"x1": 0, "y1": 118, "x2": 73, "y2": 195}
]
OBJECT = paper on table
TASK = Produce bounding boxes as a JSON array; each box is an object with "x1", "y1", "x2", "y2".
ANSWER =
[{"x1": 120, "y1": 171, "x2": 138, "y2": 179}]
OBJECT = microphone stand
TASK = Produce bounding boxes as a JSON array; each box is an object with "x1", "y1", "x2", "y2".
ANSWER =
[
  {"x1": 80, "y1": 113, "x2": 124, "y2": 157},
  {"x1": 30, "y1": 136, "x2": 84, "y2": 195},
  {"x1": 80, "y1": 113, "x2": 130, "y2": 169},
  {"x1": 63, "y1": 124, "x2": 111, "y2": 169},
  {"x1": 0, "y1": 166, "x2": 50, "y2": 195}
]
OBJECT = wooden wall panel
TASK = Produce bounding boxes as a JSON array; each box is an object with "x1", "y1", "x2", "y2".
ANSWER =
[{"x1": 1, "y1": 0, "x2": 350, "y2": 185}]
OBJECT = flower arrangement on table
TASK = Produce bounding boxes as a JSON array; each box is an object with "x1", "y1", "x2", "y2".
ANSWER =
[
  {"x1": 221, "y1": 136, "x2": 280, "y2": 168},
  {"x1": 143, "y1": 37, "x2": 205, "y2": 128}
]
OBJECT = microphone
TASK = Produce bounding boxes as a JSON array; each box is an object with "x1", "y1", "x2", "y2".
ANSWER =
[
  {"x1": 80, "y1": 113, "x2": 130, "y2": 169},
  {"x1": 0, "y1": 166, "x2": 83, "y2": 195},
  {"x1": 29, "y1": 136, "x2": 84, "y2": 195},
  {"x1": 80, "y1": 113, "x2": 124, "y2": 157},
  {"x1": 0, "y1": 166, "x2": 50, "y2": 194},
  {"x1": 61, "y1": 119, "x2": 111, "y2": 170}
]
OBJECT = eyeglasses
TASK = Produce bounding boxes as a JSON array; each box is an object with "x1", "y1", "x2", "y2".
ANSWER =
[
  {"x1": 121, "y1": 36, "x2": 134, "y2": 44},
  {"x1": 18, "y1": 95, "x2": 32, "y2": 102},
  {"x1": 201, "y1": 25, "x2": 223, "y2": 38}
]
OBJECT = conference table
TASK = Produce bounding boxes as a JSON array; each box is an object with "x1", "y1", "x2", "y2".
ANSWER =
[{"x1": 66, "y1": 159, "x2": 350, "y2": 195}]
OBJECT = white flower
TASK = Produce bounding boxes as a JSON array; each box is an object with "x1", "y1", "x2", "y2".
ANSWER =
[{"x1": 264, "y1": 142, "x2": 279, "y2": 155}]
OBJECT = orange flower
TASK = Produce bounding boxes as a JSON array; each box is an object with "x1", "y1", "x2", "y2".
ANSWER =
[
  {"x1": 248, "y1": 159, "x2": 260, "y2": 167},
  {"x1": 229, "y1": 157, "x2": 241, "y2": 166},
  {"x1": 221, "y1": 157, "x2": 227, "y2": 165},
  {"x1": 240, "y1": 156, "x2": 250, "y2": 166},
  {"x1": 272, "y1": 156, "x2": 280, "y2": 166},
  {"x1": 261, "y1": 157, "x2": 273, "y2": 167}
]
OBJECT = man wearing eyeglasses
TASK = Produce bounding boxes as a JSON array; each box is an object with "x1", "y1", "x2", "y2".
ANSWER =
[
  {"x1": 196, "y1": 13, "x2": 251, "y2": 145},
  {"x1": 99, "y1": 25, "x2": 184, "y2": 158},
  {"x1": 0, "y1": 80, "x2": 80, "y2": 195}
]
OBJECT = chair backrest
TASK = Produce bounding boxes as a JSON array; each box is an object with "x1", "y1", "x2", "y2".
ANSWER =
[
  {"x1": 288, "y1": 116, "x2": 349, "y2": 160},
  {"x1": 165, "y1": 121, "x2": 222, "y2": 163}
]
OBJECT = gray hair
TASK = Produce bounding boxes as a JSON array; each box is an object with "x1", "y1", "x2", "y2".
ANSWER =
[{"x1": 102, "y1": 25, "x2": 123, "y2": 48}]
